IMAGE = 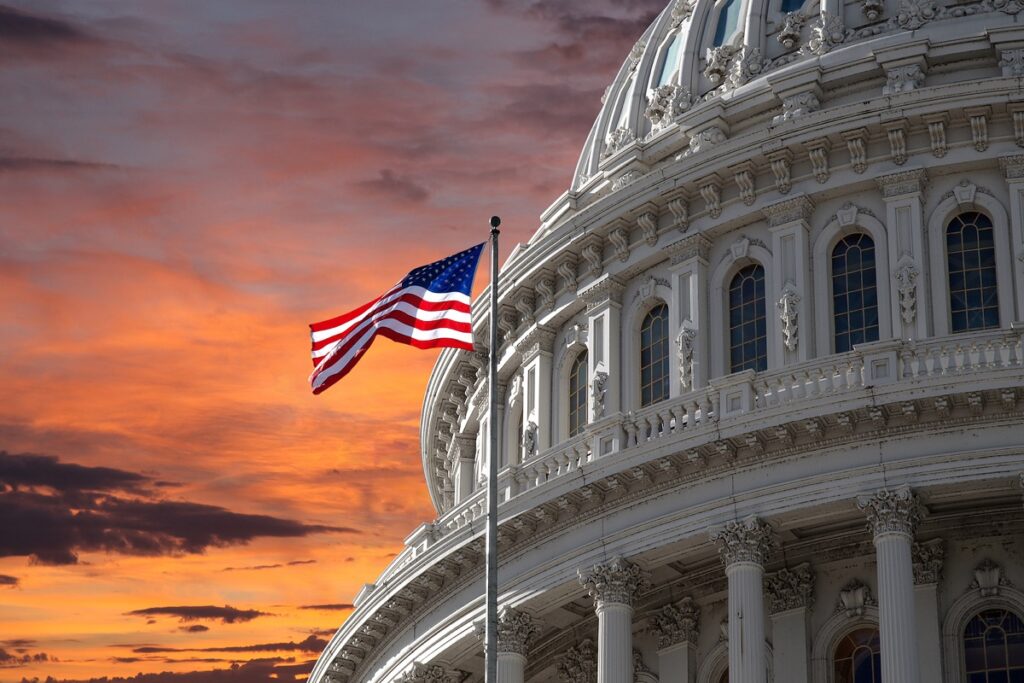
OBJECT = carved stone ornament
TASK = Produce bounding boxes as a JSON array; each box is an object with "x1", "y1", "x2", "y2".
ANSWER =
[
  {"x1": 650, "y1": 597, "x2": 700, "y2": 648},
  {"x1": 578, "y1": 556, "x2": 650, "y2": 608},
  {"x1": 536, "y1": 276, "x2": 555, "y2": 311},
  {"x1": 857, "y1": 485, "x2": 921, "y2": 538},
  {"x1": 727, "y1": 46, "x2": 765, "y2": 90},
  {"x1": 397, "y1": 663, "x2": 460, "y2": 683},
  {"x1": 768, "y1": 150, "x2": 793, "y2": 193},
  {"x1": 688, "y1": 126, "x2": 727, "y2": 156},
  {"x1": 637, "y1": 212, "x2": 658, "y2": 246},
  {"x1": 730, "y1": 236, "x2": 750, "y2": 260},
  {"x1": 558, "y1": 256, "x2": 578, "y2": 292},
  {"x1": 774, "y1": 90, "x2": 820, "y2": 124},
  {"x1": 508, "y1": 373, "x2": 523, "y2": 409},
  {"x1": 495, "y1": 607, "x2": 541, "y2": 656},
  {"x1": 711, "y1": 516, "x2": 776, "y2": 566},
  {"x1": 883, "y1": 64, "x2": 925, "y2": 95},
  {"x1": 777, "y1": 11, "x2": 805, "y2": 50},
  {"x1": 699, "y1": 178, "x2": 722, "y2": 218},
  {"x1": 734, "y1": 164, "x2": 756, "y2": 206},
  {"x1": 566, "y1": 322, "x2": 588, "y2": 348},
  {"x1": 628, "y1": 39, "x2": 646, "y2": 72},
  {"x1": 895, "y1": 0, "x2": 937, "y2": 29},
  {"x1": 676, "y1": 324, "x2": 698, "y2": 391},
  {"x1": 843, "y1": 129, "x2": 869, "y2": 174},
  {"x1": 1000, "y1": 49, "x2": 1024, "y2": 77},
  {"x1": 558, "y1": 639, "x2": 597, "y2": 683},
  {"x1": 836, "y1": 579, "x2": 877, "y2": 617},
  {"x1": 703, "y1": 45, "x2": 735, "y2": 84},
  {"x1": 604, "y1": 127, "x2": 636, "y2": 159},
  {"x1": 807, "y1": 140, "x2": 831, "y2": 183},
  {"x1": 591, "y1": 370, "x2": 609, "y2": 420},
  {"x1": 766, "y1": 563, "x2": 815, "y2": 613},
  {"x1": 645, "y1": 85, "x2": 691, "y2": 133},
  {"x1": 671, "y1": 0, "x2": 696, "y2": 26},
  {"x1": 863, "y1": 0, "x2": 885, "y2": 20},
  {"x1": 668, "y1": 197, "x2": 690, "y2": 231},
  {"x1": 894, "y1": 256, "x2": 920, "y2": 324},
  {"x1": 778, "y1": 284, "x2": 801, "y2": 352},
  {"x1": 581, "y1": 242, "x2": 603, "y2": 275},
  {"x1": 612, "y1": 170, "x2": 642, "y2": 192},
  {"x1": 912, "y1": 539, "x2": 945, "y2": 585},
  {"x1": 609, "y1": 226, "x2": 631, "y2": 262},
  {"x1": 762, "y1": 194, "x2": 814, "y2": 226},
  {"x1": 970, "y1": 559, "x2": 1011, "y2": 597},
  {"x1": 803, "y1": 10, "x2": 845, "y2": 56},
  {"x1": 522, "y1": 421, "x2": 538, "y2": 458}
]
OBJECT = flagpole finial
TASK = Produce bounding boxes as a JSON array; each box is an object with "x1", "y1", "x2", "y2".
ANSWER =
[{"x1": 490, "y1": 215, "x2": 501, "y2": 233}]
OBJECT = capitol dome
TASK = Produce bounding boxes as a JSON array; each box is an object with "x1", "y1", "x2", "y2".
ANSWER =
[{"x1": 312, "y1": 0, "x2": 1024, "y2": 681}]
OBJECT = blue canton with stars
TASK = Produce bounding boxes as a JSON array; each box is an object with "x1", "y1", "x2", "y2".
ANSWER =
[{"x1": 400, "y1": 243, "x2": 485, "y2": 296}]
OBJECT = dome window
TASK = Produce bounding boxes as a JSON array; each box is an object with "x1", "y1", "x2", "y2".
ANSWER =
[
  {"x1": 947, "y1": 211, "x2": 1000, "y2": 332},
  {"x1": 780, "y1": 0, "x2": 804, "y2": 13},
  {"x1": 568, "y1": 350, "x2": 588, "y2": 438},
  {"x1": 833, "y1": 627, "x2": 882, "y2": 683},
  {"x1": 656, "y1": 32, "x2": 682, "y2": 86},
  {"x1": 713, "y1": 0, "x2": 742, "y2": 46},
  {"x1": 832, "y1": 233, "x2": 880, "y2": 353},
  {"x1": 640, "y1": 304, "x2": 670, "y2": 406},
  {"x1": 963, "y1": 609, "x2": 1024, "y2": 679},
  {"x1": 728, "y1": 265, "x2": 767, "y2": 373}
]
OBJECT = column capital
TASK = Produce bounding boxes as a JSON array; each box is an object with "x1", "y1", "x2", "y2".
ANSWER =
[
  {"x1": 650, "y1": 597, "x2": 700, "y2": 649},
  {"x1": 666, "y1": 233, "x2": 712, "y2": 265},
  {"x1": 516, "y1": 325, "x2": 556, "y2": 360},
  {"x1": 578, "y1": 555, "x2": 649, "y2": 608},
  {"x1": 579, "y1": 274, "x2": 625, "y2": 312},
  {"x1": 711, "y1": 516, "x2": 776, "y2": 567},
  {"x1": 761, "y1": 194, "x2": 814, "y2": 228},
  {"x1": 999, "y1": 154, "x2": 1024, "y2": 180},
  {"x1": 495, "y1": 607, "x2": 541, "y2": 656},
  {"x1": 912, "y1": 539, "x2": 945, "y2": 585},
  {"x1": 765, "y1": 562, "x2": 815, "y2": 614},
  {"x1": 876, "y1": 168, "x2": 928, "y2": 198},
  {"x1": 557, "y1": 639, "x2": 597, "y2": 683},
  {"x1": 857, "y1": 485, "x2": 921, "y2": 538}
]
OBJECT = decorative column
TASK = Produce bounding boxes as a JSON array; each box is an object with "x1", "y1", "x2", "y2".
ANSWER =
[
  {"x1": 765, "y1": 563, "x2": 814, "y2": 683},
  {"x1": 579, "y1": 556, "x2": 649, "y2": 683},
  {"x1": 650, "y1": 597, "x2": 700, "y2": 683},
  {"x1": 516, "y1": 326, "x2": 556, "y2": 456},
  {"x1": 998, "y1": 155, "x2": 1024, "y2": 322},
  {"x1": 711, "y1": 516, "x2": 775, "y2": 683},
  {"x1": 877, "y1": 170, "x2": 929, "y2": 339},
  {"x1": 580, "y1": 276, "x2": 625, "y2": 455},
  {"x1": 495, "y1": 608, "x2": 541, "y2": 683},
  {"x1": 452, "y1": 434, "x2": 476, "y2": 503},
  {"x1": 763, "y1": 195, "x2": 815, "y2": 364},
  {"x1": 667, "y1": 235, "x2": 711, "y2": 394},
  {"x1": 857, "y1": 486, "x2": 921, "y2": 683},
  {"x1": 912, "y1": 539, "x2": 944, "y2": 683}
]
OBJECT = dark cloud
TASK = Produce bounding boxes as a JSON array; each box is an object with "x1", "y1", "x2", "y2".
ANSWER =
[
  {"x1": 0, "y1": 5, "x2": 92, "y2": 46},
  {"x1": 125, "y1": 606, "x2": 268, "y2": 624},
  {"x1": 0, "y1": 451, "x2": 355, "y2": 565},
  {"x1": 0, "y1": 574, "x2": 18, "y2": 587},
  {"x1": 20, "y1": 658, "x2": 316, "y2": 683},
  {"x1": 0, "y1": 157, "x2": 119, "y2": 174},
  {"x1": 0, "y1": 648, "x2": 50, "y2": 668},
  {"x1": 220, "y1": 559, "x2": 316, "y2": 572},
  {"x1": 297, "y1": 604, "x2": 354, "y2": 612},
  {"x1": 353, "y1": 169, "x2": 429, "y2": 204},
  {"x1": 130, "y1": 635, "x2": 325, "y2": 654},
  {"x1": 179, "y1": 626, "x2": 209, "y2": 634}
]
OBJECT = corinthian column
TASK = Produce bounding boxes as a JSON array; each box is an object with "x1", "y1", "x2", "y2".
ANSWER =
[
  {"x1": 495, "y1": 608, "x2": 540, "y2": 683},
  {"x1": 711, "y1": 516, "x2": 774, "y2": 683},
  {"x1": 857, "y1": 486, "x2": 921, "y2": 683},
  {"x1": 578, "y1": 556, "x2": 649, "y2": 683}
]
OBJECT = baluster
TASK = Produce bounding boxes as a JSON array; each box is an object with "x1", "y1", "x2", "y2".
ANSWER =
[
  {"x1": 998, "y1": 338, "x2": 1011, "y2": 368},
  {"x1": 937, "y1": 346, "x2": 950, "y2": 375},
  {"x1": 967, "y1": 342, "x2": 980, "y2": 371},
  {"x1": 984, "y1": 340, "x2": 996, "y2": 368},
  {"x1": 659, "y1": 407, "x2": 672, "y2": 436}
]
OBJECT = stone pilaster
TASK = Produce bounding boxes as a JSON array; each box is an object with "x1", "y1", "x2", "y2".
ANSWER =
[
  {"x1": 580, "y1": 275, "x2": 625, "y2": 454},
  {"x1": 711, "y1": 517, "x2": 774, "y2": 683},
  {"x1": 515, "y1": 326, "x2": 555, "y2": 457},
  {"x1": 912, "y1": 539, "x2": 944, "y2": 683},
  {"x1": 857, "y1": 486, "x2": 921, "y2": 683},
  {"x1": 999, "y1": 155, "x2": 1024, "y2": 322},
  {"x1": 667, "y1": 235, "x2": 711, "y2": 393},
  {"x1": 651, "y1": 598, "x2": 699, "y2": 683},
  {"x1": 579, "y1": 557, "x2": 649, "y2": 683},
  {"x1": 876, "y1": 169, "x2": 929, "y2": 340},
  {"x1": 765, "y1": 564, "x2": 813, "y2": 683}
]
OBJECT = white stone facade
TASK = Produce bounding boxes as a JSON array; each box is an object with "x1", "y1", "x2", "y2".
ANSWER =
[{"x1": 311, "y1": 1, "x2": 1024, "y2": 681}]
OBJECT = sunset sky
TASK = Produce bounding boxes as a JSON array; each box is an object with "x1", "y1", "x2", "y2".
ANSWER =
[{"x1": 0, "y1": 2, "x2": 662, "y2": 681}]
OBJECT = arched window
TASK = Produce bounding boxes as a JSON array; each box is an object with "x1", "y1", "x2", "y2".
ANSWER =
[
  {"x1": 728, "y1": 264, "x2": 767, "y2": 373},
  {"x1": 833, "y1": 627, "x2": 881, "y2": 683},
  {"x1": 713, "y1": 0, "x2": 742, "y2": 46},
  {"x1": 568, "y1": 351, "x2": 588, "y2": 438},
  {"x1": 640, "y1": 304, "x2": 670, "y2": 406},
  {"x1": 832, "y1": 233, "x2": 880, "y2": 353},
  {"x1": 947, "y1": 211, "x2": 1000, "y2": 332},
  {"x1": 963, "y1": 608, "x2": 1024, "y2": 679},
  {"x1": 656, "y1": 32, "x2": 682, "y2": 86}
]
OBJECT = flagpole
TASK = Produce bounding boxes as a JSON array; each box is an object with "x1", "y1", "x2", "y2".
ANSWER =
[{"x1": 485, "y1": 216, "x2": 500, "y2": 683}]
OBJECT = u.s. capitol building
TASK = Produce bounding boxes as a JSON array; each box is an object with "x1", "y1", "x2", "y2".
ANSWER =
[{"x1": 312, "y1": 0, "x2": 1024, "y2": 680}]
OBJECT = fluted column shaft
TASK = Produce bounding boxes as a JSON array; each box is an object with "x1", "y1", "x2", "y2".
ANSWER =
[
  {"x1": 712, "y1": 517, "x2": 774, "y2": 683},
  {"x1": 579, "y1": 557, "x2": 649, "y2": 683},
  {"x1": 859, "y1": 487, "x2": 921, "y2": 683},
  {"x1": 727, "y1": 561, "x2": 767, "y2": 683},
  {"x1": 496, "y1": 652, "x2": 525, "y2": 683}
]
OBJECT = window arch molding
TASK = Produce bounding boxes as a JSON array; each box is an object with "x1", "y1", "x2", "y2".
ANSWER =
[
  {"x1": 555, "y1": 320, "x2": 590, "y2": 442},
  {"x1": 696, "y1": 638, "x2": 774, "y2": 683},
  {"x1": 926, "y1": 188, "x2": 1015, "y2": 336},
  {"x1": 941, "y1": 582, "x2": 1024, "y2": 682},
  {"x1": 709, "y1": 240, "x2": 778, "y2": 378},
  {"x1": 812, "y1": 211, "x2": 893, "y2": 354},
  {"x1": 621, "y1": 277, "x2": 673, "y2": 409},
  {"x1": 810, "y1": 607, "x2": 880, "y2": 683}
]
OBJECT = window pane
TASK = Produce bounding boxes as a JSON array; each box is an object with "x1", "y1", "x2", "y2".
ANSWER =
[
  {"x1": 568, "y1": 350, "x2": 588, "y2": 437},
  {"x1": 832, "y1": 234, "x2": 880, "y2": 353},
  {"x1": 947, "y1": 212, "x2": 1000, "y2": 332},
  {"x1": 640, "y1": 304, "x2": 670, "y2": 406},
  {"x1": 657, "y1": 32, "x2": 682, "y2": 86},
  {"x1": 728, "y1": 264, "x2": 767, "y2": 372},
  {"x1": 713, "y1": 0, "x2": 741, "y2": 46}
]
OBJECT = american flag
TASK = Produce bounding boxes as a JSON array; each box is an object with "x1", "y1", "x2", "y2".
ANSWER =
[{"x1": 308, "y1": 243, "x2": 484, "y2": 394}]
